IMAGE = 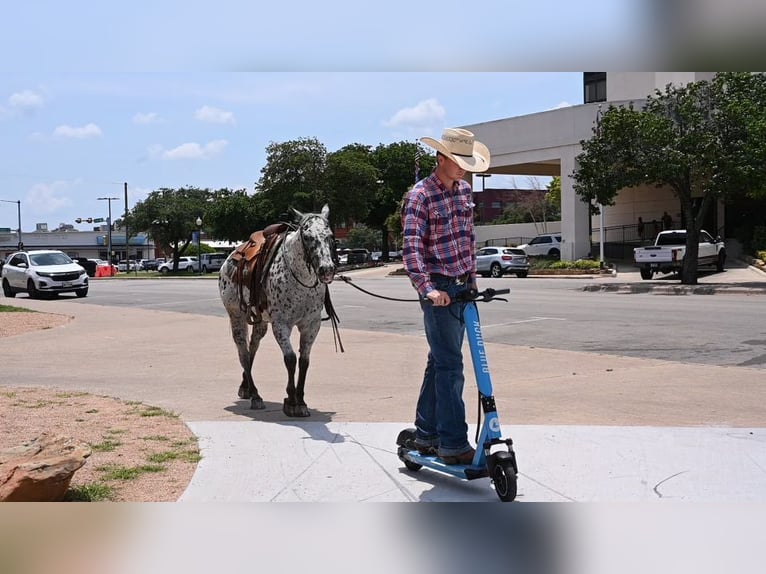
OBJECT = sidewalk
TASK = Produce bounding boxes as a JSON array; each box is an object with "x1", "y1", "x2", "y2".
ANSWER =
[{"x1": 2, "y1": 274, "x2": 765, "y2": 502}]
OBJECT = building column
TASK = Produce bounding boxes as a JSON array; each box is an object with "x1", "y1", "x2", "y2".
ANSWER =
[{"x1": 560, "y1": 147, "x2": 591, "y2": 261}]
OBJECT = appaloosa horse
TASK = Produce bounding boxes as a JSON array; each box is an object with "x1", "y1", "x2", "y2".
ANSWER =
[{"x1": 218, "y1": 205, "x2": 337, "y2": 417}]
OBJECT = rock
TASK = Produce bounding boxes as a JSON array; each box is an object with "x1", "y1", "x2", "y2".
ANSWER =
[{"x1": 0, "y1": 433, "x2": 92, "y2": 502}]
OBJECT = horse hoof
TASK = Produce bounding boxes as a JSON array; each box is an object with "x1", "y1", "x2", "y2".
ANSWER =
[
  {"x1": 283, "y1": 400, "x2": 310, "y2": 417},
  {"x1": 250, "y1": 397, "x2": 265, "y2": 410},
  {"x1": 238, "y1": 385, "x2": 251, "y2": 399}
]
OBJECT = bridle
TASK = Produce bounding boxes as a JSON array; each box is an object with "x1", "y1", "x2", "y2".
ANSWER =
[{"x1": 283, "y1": 214, "x2": 334, "y2": 289}]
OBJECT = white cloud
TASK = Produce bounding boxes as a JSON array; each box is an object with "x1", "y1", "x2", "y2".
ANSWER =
[
  {"x1": 9, "y1": 89, "x2": 44, "y2": 111},
  {"x1": 194, "y1": 105, "x2": 235, "y2": 124},
  {"x1": 132, "y1": 112, "x2": 162, "y2": 124},
  {"x1": 384, "y1": 98, "x2": 446, "y2": 128},
  {"x1": 26, "y1": 180, "x2": 73, "y2": 214},
  {"x1": 53, "y1": 123, "x2": 102, "y2": 139},
  {"x1": 552, "y1": 101, "x2": 572, "y2": 109},
  {"x1": 150, "y1": 139, "x2": 228, "y2": 160}
]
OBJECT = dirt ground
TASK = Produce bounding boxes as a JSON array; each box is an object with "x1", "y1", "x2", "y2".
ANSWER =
[{"x1": 0, "y1": 311, "x2": 197, "y2": 502}]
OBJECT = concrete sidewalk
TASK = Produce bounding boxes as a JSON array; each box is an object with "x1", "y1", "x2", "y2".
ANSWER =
[{"x1": 2, "y1": 273, "x2": 766, "y2": 502}]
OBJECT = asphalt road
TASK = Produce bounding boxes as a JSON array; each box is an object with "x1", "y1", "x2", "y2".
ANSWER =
[{"x1": 51, "y1": 269, "x2": 766, "y2": 370}]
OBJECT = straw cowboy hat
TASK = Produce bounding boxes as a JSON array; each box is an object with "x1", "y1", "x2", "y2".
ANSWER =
[{"x1": 420, "y1": 128, "x2": 491, "y2": 173}]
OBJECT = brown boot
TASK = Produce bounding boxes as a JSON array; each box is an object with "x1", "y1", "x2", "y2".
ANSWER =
[{"x1": 440, "y1": 447, "x2": 476, "y2": 465}]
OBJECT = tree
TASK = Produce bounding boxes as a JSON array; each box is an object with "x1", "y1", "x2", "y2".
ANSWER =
[
  {"x1": 256, "y1": 137, "x2": 328, "y2": 220},
  {"x1": 573, "y1": 72, "x2": 766, "y2": 284},
  {"x1": 205, "y1": 188, "x2": 266, "y2": 243},
  {"x1": 369, "y1": 142, "x2": 436, "y2": 260},
  {"x1": 324, "y1": 144, "x2": 378, "y2": 228},
  {"x1": 127, "y1": 186, "x2": 212, "y2": 270}
]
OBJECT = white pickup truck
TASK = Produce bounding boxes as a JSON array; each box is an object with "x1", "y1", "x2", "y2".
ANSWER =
[{"x1": 634, "y1": 229, "x2": 726, "y2": 280}]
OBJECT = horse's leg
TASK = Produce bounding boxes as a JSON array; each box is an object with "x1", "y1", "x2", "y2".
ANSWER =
[
  {"x1": 270, "y1": 323, "x2": 306, "y2": 417},
  {"x1": 293, "y1": 320, "x2": 321, "y2": 417},
  {"x1": 246, "y1": 320, "x2": 268, "y2": 409}
]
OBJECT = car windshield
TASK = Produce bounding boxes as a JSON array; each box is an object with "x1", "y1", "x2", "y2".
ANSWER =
[{"x1": 30, "y1": 252, "x2": 72, "y2": 266}]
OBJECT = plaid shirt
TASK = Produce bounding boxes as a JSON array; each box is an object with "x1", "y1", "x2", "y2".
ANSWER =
[{"x1": 401, "y1": 170, "x2": 476, "y2": 296}]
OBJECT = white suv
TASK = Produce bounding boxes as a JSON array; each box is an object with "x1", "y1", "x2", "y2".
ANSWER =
[
  {"x1": 157, "y1": 256, "x2": 198, "y2": 273},
  {"x1": 518, "y1": 233, "x2": 562, "y2": 258},
  {"x1": 2, "y1": 250, "x2": 89, "y2": 298}
]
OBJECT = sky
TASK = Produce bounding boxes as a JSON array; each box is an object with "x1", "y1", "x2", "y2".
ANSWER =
[
  {"x1": 0, "y1": 73, "x2": 585, "y2": 232},
  {"x1": 6, "y1": 0, "x2": 754, "y2": 233}
]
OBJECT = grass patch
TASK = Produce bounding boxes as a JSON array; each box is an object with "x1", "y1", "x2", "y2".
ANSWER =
[
  {"x1": 91, "y1": 438, "x2": 123, "y2": 452},
  {"x1": 147, "y1": 450, "x2": 201, "y2": 464},
  {"x1": 142, "y1": 434, "x2": 171, "y2": 442},
  {"x1": 0, "y1": 305, "x2": 35, "y2": 313},
  {"x1": 97, "y1": 464, "x2": 166, "y2": 481},
  {"x1": 138, "y1": 405, "x2": 178, "y2": 418},
  {"x1": 65, "y1": 483, "x2": 115, "y2": 502}
]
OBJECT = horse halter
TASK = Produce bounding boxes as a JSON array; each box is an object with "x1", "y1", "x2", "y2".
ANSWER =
[{"x1": 285, "y1": 214, "x2": 334, "y2": 289}]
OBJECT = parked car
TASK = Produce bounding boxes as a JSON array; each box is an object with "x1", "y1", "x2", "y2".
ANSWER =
[
  {"x1": 634, "y1": 229, "x2": 725, "y2": 280},
  {"x1": 117, "y1": 260, "x2": 142, "y2": 272},
  {"x1": 157, "y1": 256, "x2": 198, "y2": 273},
  {"x1": 1, "y1": 249, "x2": 88, "y2": 298},
  {"x1": 476, "y1": 246, "x2": 530, "y2": 278},
  {"x1": 518, "y1": 233, "x2": 562, "y2": 258},
  {"x1": 199, "y1": 252, "x2": 227, "y2": 273},
  {"x1": 142, "y1": 257, "x2": 166, "y2": 271},
  {"x1": 70, "y1": 257, "x2": 98, "y2": 277}
]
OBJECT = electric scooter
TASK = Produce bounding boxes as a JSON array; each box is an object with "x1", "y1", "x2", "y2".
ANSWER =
[{"x1": 396, "y1": 287, "x2": 519, "y2": 502}]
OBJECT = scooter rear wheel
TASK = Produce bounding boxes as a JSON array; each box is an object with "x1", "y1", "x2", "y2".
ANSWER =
[{"x1": 403, "y1": 460, "x2": 422, "y2": 472}]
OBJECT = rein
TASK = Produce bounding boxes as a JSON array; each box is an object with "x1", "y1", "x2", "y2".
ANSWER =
[{"x1": 335, "y1": 274, "x2": 421, "y2": 302}]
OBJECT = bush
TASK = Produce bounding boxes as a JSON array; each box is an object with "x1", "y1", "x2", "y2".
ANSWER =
[
  {"x1": 752, "y1": 226, "x2": 766, "y2": 253},
  {"x1": 756, "y1": 250, "x2": 766, "y2": 263},
  {"x1": 549, "y1": 259, "x2": 602, "y2": 270}
]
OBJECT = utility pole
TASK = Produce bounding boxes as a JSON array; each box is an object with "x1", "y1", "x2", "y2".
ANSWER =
[
  {"x1": 98, "y1": 196, "x2": 119, "y2": 268},
  {"x1": 0, "y1": 199, "x2": 22, "y2": 250}
]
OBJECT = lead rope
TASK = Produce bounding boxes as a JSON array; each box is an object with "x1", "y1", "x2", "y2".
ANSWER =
[{"x1": 323, "y1": 287, "x2": 344, "y2": 353}]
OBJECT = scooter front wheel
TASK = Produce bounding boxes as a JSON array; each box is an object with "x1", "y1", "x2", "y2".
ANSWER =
[{"x1": 490, "y1": 452, "x2": 518, "y2": 502}]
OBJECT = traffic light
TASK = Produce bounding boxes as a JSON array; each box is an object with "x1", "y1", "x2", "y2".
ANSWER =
[{"x1": 75, "y1": 218, "x2": 82, "y2": 223}]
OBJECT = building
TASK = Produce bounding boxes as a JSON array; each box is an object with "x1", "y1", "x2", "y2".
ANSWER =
[
  {"x1": 462, "y1": 72, "x2": 720, "y2": 261},
  {"x1": 0, "y1": 227, "x2": 156, "y2": 263}
]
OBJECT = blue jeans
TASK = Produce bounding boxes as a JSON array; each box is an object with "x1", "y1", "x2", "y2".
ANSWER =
[{"x1": 415, "y1": 277, "x2": 471, "y2": 457}]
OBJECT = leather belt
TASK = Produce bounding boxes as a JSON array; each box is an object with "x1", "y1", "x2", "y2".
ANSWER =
[{"x1": 430, "y1": 272, "x2": 470, "y2": 285}]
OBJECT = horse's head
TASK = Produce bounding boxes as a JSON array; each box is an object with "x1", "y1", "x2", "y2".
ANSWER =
[{"x1": 294, "y1": 204, "x2": 336, "y2": 284}]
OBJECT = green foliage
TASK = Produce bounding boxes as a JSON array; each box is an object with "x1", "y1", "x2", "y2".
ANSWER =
[
  {"x1": 757, "y1": 250, "x2": 766, "y2": 262},
  {"x1": 65, "y1": 483, "x2": 114, "y2": 502},
  {"x1": 346, "y1": 225, "x2": 381, "y2": 250},
  {"x1": 549, "y1": 259, "x2": 601, "y2": 270},
  {"x1": 752, "y1": 226, "x2": 766, "y2": 252},
  {"x1": 573, "y1": 72, "x2": 766, "y2": 284},
  {"x1": 256, "y1": 137, "x2": 328, "y2": 218},
  {"x1": 368, "y1": 142, "x2": 436, "y2": 252},
  {"x1": 0, "y1": 305, "x2": 35, "y2": 313},
  {"x1": 128, "y1": 186, "x2": 212, "y2": 264},
  {"x1": 205, "y1": 188, "x2": 266, "y2": 243}
]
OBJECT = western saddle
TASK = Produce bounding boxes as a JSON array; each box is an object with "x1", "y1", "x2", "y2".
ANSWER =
[{"x1": 229, "y1": 222, "x2": 289, "y2": 324}]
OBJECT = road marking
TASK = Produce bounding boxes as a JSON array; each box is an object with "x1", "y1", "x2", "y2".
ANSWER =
[{"x1": 482, "y1": 316, "x2": 567, "y2": 328}]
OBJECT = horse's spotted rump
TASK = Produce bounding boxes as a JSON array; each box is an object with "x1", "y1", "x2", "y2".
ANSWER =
[{"x1": 219, "y1": 204, "x2": 336, "y2": 417}]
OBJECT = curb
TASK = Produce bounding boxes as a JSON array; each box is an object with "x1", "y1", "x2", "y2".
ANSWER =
[{"x1": 582, "y1": 283, "x2": 766, "y2": 295}]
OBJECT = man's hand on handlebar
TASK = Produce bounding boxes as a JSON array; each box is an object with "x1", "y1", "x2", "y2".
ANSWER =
[{"x1": 426, "y1": 289, "x2": 451, "y2": 307}]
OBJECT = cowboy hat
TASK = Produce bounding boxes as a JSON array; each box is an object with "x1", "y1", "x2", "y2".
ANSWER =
[{"x1": 420, "y1": 128, "x2": 490, "y2": 173}]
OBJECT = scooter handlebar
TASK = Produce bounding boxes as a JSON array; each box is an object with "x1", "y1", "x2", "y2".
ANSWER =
[
  {"x1": 423, "y1": 287, "x2": 510, "y2": 304},
  {"x1": 458, "y1": 287, "x2": 510, "y2": 303}
]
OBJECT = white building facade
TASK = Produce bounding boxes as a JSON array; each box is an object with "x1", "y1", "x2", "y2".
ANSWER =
[{"x1": 462, "y1": 72, "x2": 720, "y2": 261}]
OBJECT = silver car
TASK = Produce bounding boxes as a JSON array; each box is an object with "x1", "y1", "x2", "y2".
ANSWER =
[
  {"x1": 2, "y1": 250, "x2": 89, "y2": 298},
  {"x1": 476, "y1": 246, "x2": 529, "y2": 278}
]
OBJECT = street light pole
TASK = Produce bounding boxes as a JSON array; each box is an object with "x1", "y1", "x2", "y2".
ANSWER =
[
  {"x1": 0, "y1": 199, "x2": 22, "y2": 250},
  {"x1": 196, "y1": 217, "x2": 202, "y2": 274},
  {"x1": 98, "y1": 197, "x2": 119, "y2": 268}
]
